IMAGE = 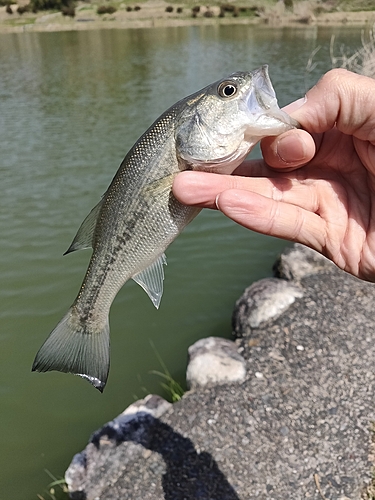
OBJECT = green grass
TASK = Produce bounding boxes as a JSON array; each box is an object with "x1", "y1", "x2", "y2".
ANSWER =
[
  {"x1": 149, "y1": 341, "x2": 185, "y2": 403},
  {"x1": 3, "y1": 17, "x2": 36, "y2": 25},
  {"x1": 37, "y1": 471, "x2": 69, "y2": 500},
  {"x1": 336, "y1": 0, "x2": 375, "y2": 11},
  {"x1": 150, "y1": 368, "x2": 185, "y2": 402}
]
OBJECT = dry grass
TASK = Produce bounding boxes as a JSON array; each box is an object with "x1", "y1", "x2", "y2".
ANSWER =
[{"x1": 330, "y1": 24, "x2": 375, "y2": 77}]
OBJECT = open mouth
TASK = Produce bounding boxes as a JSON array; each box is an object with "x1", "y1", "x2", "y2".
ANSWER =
[{"x1": 242, "y1": 66, "x2": 300, "y2": 134}]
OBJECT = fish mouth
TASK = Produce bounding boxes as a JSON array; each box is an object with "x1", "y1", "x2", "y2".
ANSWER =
[{"x1": 243, "y1": 65, "x2": 300, "y2": 135}]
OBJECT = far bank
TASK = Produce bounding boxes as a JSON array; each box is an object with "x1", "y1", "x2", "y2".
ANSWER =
[{"x1": 1, "y1": 0, "x2": 375, "y2": 34}]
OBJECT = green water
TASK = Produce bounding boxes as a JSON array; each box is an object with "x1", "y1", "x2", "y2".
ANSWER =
[{"x1": 0, "y1": 23, "x2": 368, "y2": 499}]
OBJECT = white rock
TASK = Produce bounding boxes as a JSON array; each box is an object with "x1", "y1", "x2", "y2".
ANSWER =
[
  {"x1": 234, "y1": 278, "x2": 304, "y2": 332},
  {"x1": 186, "y1": 336, "x2": 246, "y2": 388}
]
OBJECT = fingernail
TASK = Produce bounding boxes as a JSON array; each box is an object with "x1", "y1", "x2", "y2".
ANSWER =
[{"x1": 277, "y1": 134, "x2": 307, "y2": 163}]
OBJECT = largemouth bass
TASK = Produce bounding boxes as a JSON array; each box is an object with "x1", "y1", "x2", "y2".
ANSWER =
[{"x1": 32, "y1": 66, "x2": 299, "y2": 391}]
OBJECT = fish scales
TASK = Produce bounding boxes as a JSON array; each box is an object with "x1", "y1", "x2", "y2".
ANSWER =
[
  {"x1": 32, "y1": 67, "x2": 299, "y2": 391},
  {"x1": 76, "y1": 108, "x2": 197, "y2": 314}
]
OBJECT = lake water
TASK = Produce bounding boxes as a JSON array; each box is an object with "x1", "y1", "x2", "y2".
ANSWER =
[{"x1": 0, "y1": 22, "x2": 369, "y2": 499}]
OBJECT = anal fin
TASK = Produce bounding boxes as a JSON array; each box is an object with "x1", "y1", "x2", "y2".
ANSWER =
[{"x1": 132, "y1": 254, "x2": 167, "y2": 309}]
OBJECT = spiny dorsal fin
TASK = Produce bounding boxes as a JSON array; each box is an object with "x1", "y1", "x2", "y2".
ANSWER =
[
  {"x1": 132, "y1": 254, "x2": 167, "y2": 309},
  {"x1": 64, "y1": 198, "x2": 104, "y2": 255}
]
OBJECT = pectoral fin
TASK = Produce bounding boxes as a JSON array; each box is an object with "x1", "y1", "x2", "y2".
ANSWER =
[
  {"x1": 132, "y1": 254, "x2": 167, "y2": 309},
  {"x1": 143, "y1": 173, "x2": 176, "y2": 201},
  {"x1": 64, "y1": 198, "x2": 104, "y2": 255}
]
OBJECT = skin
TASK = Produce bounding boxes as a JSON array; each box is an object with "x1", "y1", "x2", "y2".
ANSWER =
[{"x1": 173, "y1": 69, "x2": 375, "y2": 282}]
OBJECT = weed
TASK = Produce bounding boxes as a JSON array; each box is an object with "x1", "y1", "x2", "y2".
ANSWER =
[
  {"x1": 37, "y1": 470, "x2": 69, "y2": 500},
  {"x1": 149, "y1": 341, "x2": 185, "y2": 403},
  {"x1": 330, "y1": 25, "x2": 375, "y2": 78}
]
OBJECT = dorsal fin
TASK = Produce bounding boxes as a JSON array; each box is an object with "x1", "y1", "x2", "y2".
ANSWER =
[
  {"x1": 64, "y1": 199, "x2": 104, "y2": 255},
  {"x1": 132, "y1": 254, "x2": 167, "y2": 309}
]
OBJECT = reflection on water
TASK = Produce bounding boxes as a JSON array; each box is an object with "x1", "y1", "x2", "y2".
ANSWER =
[{"x1": 0, "y1": 23, "x2": 368, "y2": 499}]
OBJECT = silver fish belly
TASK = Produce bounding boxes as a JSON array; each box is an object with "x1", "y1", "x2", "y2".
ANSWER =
[{"x1": 32, "y1": 66, "x2": 299, "y2": 391}]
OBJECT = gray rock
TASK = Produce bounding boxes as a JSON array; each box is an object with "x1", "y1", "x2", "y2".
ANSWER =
[
  {"x1": 273, "y1": 243, "x2": 335, "y2": 281},
  {"x1": 186, "y1": 336, "x2": 246, "y2": 388},
  {"x1": 232, "y1": 277, "x2": 303, "y2": 335},
  {"x1": 120, "y1": 393, "x2": 172, "y2": 419},
  {"x1": 65, "y1": 244, "x2": 375, "y2": 500},
  {"x1": 65, "y1": 395, "x2": 172, "y2": 500}
]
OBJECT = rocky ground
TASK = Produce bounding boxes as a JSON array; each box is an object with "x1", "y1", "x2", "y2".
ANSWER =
[{"x1": 65, "y1": 244, "x2": 375, "y2": 500}]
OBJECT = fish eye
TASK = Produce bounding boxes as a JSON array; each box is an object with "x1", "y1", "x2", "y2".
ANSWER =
[{"x1": 217, "y1": 81, "x2": 238, "y2": 99}]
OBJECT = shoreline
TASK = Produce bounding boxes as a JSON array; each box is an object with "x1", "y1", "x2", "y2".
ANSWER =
[
  {"x1": 65, "y1": 244, "x2": 375, "y2": 500},
  {"x1": 1, "y1": 3, "x2": 375, "y2": 34}
]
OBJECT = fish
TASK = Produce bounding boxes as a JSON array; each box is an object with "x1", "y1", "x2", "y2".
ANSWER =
[{"x1": 32, "y1": 65, "x2": 299, "y2": 392}]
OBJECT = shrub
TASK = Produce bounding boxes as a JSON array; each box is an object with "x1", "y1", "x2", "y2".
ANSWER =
[
  {"x1": 284, "y1": 0, "x2": 293, "y2": 10},
  {"x1": 165, "y1": 5, "x2": 173, "y2": 12},
  {"x1": 30, "y1": 0, "x2": 74, "y2": 12},
  {"x1": 97, "y1": 4, "x2": 116, "y2": 14},
  {"x1": 17, "y1": 4, "x2": 31, "y2": 13},
  {"x1": 134, "y1": 5, "x2": 140, "y2": 10},
  {"x1": 220, "y1": 4, "x2": 235, "y2": 12},
  {"x1": 61, "y1": 4, "x2": 74, "y2": 15}
]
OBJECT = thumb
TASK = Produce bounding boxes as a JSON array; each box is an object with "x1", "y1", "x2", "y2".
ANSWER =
[{"x1": 291, "y1": 68, "x2": 375, "y2": 141}]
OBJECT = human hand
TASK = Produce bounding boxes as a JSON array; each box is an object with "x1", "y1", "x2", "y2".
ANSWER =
[{"x1": 173, "y1": 69, "x2": 375, "y2": 281}]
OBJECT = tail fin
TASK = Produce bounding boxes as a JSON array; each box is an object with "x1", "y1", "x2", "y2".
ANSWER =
[{"x1": 32, "y1": 308, "x2": 110, "y2": 392}]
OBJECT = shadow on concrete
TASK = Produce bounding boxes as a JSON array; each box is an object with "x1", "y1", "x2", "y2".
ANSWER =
[{"x1": 87, "y1": 412, "x2": 240, "y2": 500}]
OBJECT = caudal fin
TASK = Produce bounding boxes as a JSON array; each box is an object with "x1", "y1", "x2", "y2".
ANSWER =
[{"x1": 32, "y1": 308, "x2": 110, "y2": 392}]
